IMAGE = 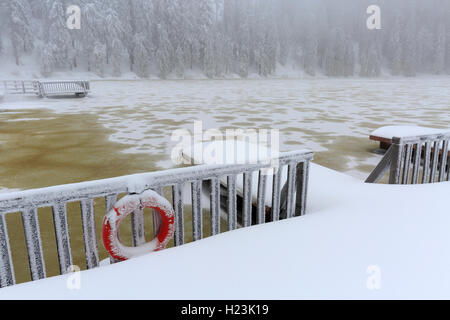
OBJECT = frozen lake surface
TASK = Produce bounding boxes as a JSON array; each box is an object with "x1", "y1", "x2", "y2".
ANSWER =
[{"x1": 1, "y1": 77, "x2": 450, "y2": 189}]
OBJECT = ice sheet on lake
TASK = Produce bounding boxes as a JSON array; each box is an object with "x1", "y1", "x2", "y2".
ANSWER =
[{"x1": 1, "y1": 78, "x2": 450, "y2": 179}]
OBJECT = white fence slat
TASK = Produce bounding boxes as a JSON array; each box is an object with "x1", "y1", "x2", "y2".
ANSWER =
[
  {"x1": 21, "y1": 208, "x2": 46, "y2": 280},
  {"x1": 286, "y1": 163, "x2": 297, "y2": 218},
  {"x1": 0, "y1": 214, "x2": 15, "y2": 287},
  {"x1": 52, "y1": 203, "x2": 73, "y2": 274},
  {"x1": 242, "y1": 172, "x2": 253, "y2": 227},
  {"x1": 172, "y1": 184, "x2": 184, "y2": 246},
  {"x1": 271, "y1": 166, "x2": 283, "y2": 221},
  {"x1": 80, "y1": 199, "x2": 99, "y2": 269},
  {"x1": 256, "y1": 171, "x2": 268, "y2": 224},
  {"x1": 227, "y1": 175, "x2": 237, "y2": 231},
  {"x1": 439, "y1": 141, "x2": 449, "y2": 182},
  {"x1": 191, "y1": 181, "x2": 203, "y2": 241},
  {"x1": 210, "y1": 178, "x2": 220, "y2": 236}
]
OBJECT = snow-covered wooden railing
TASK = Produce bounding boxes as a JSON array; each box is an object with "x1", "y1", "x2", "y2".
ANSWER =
[
  {"x1": 366, "y1": 132, "x2": 450, "y2": 184},
  {"x1": 2, "y1": 80, "x2": 90, "y2": 98},
  {"x1": 2, "y1": 81, "x2": 40, "y2": 96},
  {"x1": 38, "y1": 80, "x2": 90, "y2": 97},
  {"x1": 0, "y1": 150, "x2": 313, "y2": 288}
]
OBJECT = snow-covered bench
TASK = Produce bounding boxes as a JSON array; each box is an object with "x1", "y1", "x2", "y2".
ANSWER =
[{"x1": 367, "y1": 129, "x2": 450, "y2": 184}]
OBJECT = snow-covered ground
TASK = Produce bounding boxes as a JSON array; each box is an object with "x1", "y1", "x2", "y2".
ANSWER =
[
  {"x1": 1, "y1": 163, "x2": 449, "y2": 300},
  {"x1": 1, "y1": 77, "x2": 450, "y2": 182}
]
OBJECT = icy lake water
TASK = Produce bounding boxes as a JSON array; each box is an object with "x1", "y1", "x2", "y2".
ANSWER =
[{"x1": 1, "y1": 77, "x2": 449, "y2": 283}]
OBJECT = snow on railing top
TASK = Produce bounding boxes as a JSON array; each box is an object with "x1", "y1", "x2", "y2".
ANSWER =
[
  {"x1": 366, "y1": 131, "x2": 450, "y2": 184},
  {"x1": 0, "y1": 150, "x2": 312, "y2": 213}
]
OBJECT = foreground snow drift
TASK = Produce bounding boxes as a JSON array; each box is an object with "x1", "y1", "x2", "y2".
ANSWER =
[{"x1": 1, "y1": 164, "x2": 449, "y2": 299}]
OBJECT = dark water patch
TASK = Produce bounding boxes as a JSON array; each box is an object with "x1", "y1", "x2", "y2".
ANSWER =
[
  {"x1": 0, "y1": 110, "x2": 161, "y2": 190},
  {"x1": 0, "y1": 109, "x2": 174, "y2": 283}
]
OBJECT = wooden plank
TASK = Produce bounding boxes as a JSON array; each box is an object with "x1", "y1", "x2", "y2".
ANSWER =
[
  {"x1": 370, "y1": 135, "x2": 392, "y2": 145},
  {"x1": 227, "y1": 175, "x2": 238, "y2": 231},
  {"x1": 422, "y1": 141, "x2": 432, "y2": 184},
  {"x1": 80, "y1": 199, "x2": 99, "y2": 269},
  {"x1": 439, "y1": 140, "x2": 449, "y2": 182},
  {"x1": 447, "y1": 153, "x2": 450, "y2": 182},
  {"x1": 0, "y1": 214, "x2": 15, "y2": 287},
  {"x1": 366, "y1": 147, "x2": 393, "y2": 183},
  {"x1": 52, "y1": 203, "x2": 73, "y2": 274},
  {"x1": 172, "y1": 184, "x2": 184, "y2": 246},
  {"x1": 256, "y1": 170, "x2": 268, "y2": 224},
  {"x1": 191, "y1": 181, "x2": 203, "y2": 241},
  {"x1": 21, "y1": 208, "x2": 46, "y2": 281},
  {"x1": 271, "y1": 166, "x2": 283, "y2": 221},
  {"x1": 402, "y1": 144, "x2": 412, "y2": 184},
  {"x1": 411, "y1": 142, "x2": 422, "y2": 184},
  {"x1": 295, "y1": 161, "x2": 310, "y2": 216},
  {"x1": 210, "y1": 178, "x2": 220, "y2": 236},
  {"x1": 286, "y1": 163, "x2": 297, "y2": 218},
  {"x1": 130, "y1": 206, "x2": 145, "y2": 247},
  {"x1": 389, "y1": 141, "x2": 403, "y2": 184},
  {"x1": 105, "y1": 194, "x2": 119, "y2": 264},
  {"x1": 152, "y1": 187, "x2": 163, "y2": 237},
  {"x1": 242, "y1": 172, "x2": 252, "y2": 227},
  {"x1": 430, "y1": 141, "x2": 440, "y2": 183},
  {"x1": 105, "y1": 194, "x2": 118, "y2": 213}
]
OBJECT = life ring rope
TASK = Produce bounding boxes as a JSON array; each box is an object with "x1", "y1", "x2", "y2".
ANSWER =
[{"x1": 102, "y1": 190, "x2": 175, "y2": 261}]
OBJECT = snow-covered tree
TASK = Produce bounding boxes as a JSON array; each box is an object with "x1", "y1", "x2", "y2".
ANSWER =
[
  {"x1": 8, "y1": 0, "x2": 34, "y2": 65},
  {"x1": 93, "y1": 42, "x2": 107, "y2": 77},
  {"x1": 0, "y1": 0, "x2": 449, "y2": 78},
  {"x1": 155, "y1": 24, "x2": 172, "y2": 79},
  {"x1": 44, "y1": 1, "x2": 71, "y2": 72},
  {"x1": 433, "y1": 25, "x2": 446, "y2": 74},
  {"x1": 133, "y1": 34, "x2": 151, "y2": 78},
  {"x1": 39, "y1": 44, "x2": 54, "y2": 77},
  {"x1": 110, "y1": 38, "x2": 126, "y2": 77}
]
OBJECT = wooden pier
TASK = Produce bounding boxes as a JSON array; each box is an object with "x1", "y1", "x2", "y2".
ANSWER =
[{"x1": 2, "y1": 80, "x2": 90, "y2": 98}]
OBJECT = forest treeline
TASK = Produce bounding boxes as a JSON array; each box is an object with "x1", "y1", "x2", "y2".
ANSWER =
[{"x1": 1, "y1": 0, "x2": 449, "y2": 78}]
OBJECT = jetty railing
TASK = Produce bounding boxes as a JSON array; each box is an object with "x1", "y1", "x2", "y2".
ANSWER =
[
  {"x1": 38, "y1": 80, "x2": 90, "y2": 97},
  {"x1": 3, "y1": 81, "x2": 40, "y2": 95},
  {"x1": 2, "y1": 80, "x2": 90, "y2": 98},
  {"x1": 0, "y1": 150, "x2": 313, "y2": 288},
  {"x1": 366, "y1": 132, "x2": 450, "y2": 184}
]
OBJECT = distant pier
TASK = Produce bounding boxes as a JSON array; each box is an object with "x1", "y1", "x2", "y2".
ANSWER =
[{"x1": 2, "y1": 80, "x2": 90, "y2": 98}]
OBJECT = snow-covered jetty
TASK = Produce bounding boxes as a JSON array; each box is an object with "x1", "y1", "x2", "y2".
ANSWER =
[{"x1": 2, "y1": 80, "x2": 90, "y2": 98}]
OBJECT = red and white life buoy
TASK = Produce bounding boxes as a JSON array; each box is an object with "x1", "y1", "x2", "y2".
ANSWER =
[{"x1": 102, "y1": 190, "x2": 175, "y2": 261}]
